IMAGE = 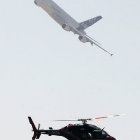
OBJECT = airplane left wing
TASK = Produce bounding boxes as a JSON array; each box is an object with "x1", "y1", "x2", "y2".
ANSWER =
[
  {"x1": 70, "y1": 26, "x2": 113, "y2": 56},
  {"x1": 84, "y1": 35, "x2": 113, "y2": 56}
]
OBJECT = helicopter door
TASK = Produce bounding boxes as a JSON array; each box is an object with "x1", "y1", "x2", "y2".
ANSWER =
[
  {"x1": 81, "y1": 133, "x2": 88, "y2": 139},
  {"x1": 92, "y1": 130, "x2": 102, "y2": 139}
]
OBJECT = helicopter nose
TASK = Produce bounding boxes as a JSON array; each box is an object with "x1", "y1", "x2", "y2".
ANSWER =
[{"x1": 106, "y1": 136, "x2": 116, "y2": 140}]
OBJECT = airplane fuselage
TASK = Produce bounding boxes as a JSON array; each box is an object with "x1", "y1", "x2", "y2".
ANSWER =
[{"x1": 35, "y1": 0, "x2": 82, "y2": 32}]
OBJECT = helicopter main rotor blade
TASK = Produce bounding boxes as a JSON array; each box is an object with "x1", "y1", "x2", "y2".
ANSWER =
[
  {"x1": 53, "y1": 114, "x2": 125, "y2": 123},
  {"x1": 54, "y1": 120, "x2": 78, "y2": 121},
  {"x1": 91, "y1": 114, "x2": 125, "y2": 120}
]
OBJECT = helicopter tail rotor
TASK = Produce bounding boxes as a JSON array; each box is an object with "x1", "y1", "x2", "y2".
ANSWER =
[{"x1": 28, "y1": 117, "x2": 41, "y2": 140}]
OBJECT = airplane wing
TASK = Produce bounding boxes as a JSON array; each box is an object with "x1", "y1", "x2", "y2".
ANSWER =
[
  {"x1": 79, "y1": 16, "x2": 102, "y2": 30},
  {"x1": 85, "y1": 35, "x2": 113, "y2": 56},
  {"x1": 70, "y1": 26, "x2": 113, "y2": 56}
]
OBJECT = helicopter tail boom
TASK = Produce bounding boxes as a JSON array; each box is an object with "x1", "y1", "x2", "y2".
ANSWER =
[{"x1": 28, "y1": 117, "x2": 62, "y2": 140}]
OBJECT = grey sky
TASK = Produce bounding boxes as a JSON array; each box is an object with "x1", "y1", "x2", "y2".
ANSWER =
[{"x1": 0, "y1": 0, "x2": 140, "y2": 140}]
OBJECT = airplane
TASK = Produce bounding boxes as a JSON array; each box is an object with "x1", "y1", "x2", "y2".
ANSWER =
[
  {"x1": 28, "y1": 115, "x2": 123, "y2": 140},
  {"x1": 34, "y1": 0, "x2": 113, "y2": 56}
]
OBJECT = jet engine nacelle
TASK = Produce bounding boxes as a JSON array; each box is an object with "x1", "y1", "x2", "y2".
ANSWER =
[
  {"x1": 79, "y1": 36, "x2": 87, "y2": 43},
  {"x1": 62, "y1": 24, "x2": 71, "y2": 31}
]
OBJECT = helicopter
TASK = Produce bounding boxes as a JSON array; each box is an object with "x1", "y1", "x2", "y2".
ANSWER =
[{"x1": 28, "y1": 115, "x2": 123, "y2": 140}]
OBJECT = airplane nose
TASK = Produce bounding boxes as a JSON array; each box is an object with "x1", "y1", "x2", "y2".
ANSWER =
[{"x1": 106, "y1": 136, "x2": 116, "y2": 140}]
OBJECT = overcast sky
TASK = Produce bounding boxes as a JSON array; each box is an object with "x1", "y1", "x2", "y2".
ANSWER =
[{"x1": 0, "y1": 0, "x2": 140, "y2": 140}]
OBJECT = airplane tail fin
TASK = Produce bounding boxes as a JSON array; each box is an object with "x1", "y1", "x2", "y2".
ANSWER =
[
  {"x1": 79, "y1": 16, "x2": 102, "y2": 30},
  {"x1": 28, "y1": 117, "x2": 41, "y2": 140}
]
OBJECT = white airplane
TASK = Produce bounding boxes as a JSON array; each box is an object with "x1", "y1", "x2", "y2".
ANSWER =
[{"x1": 34, "y1": 0, "x2": 113, "y2": 55}]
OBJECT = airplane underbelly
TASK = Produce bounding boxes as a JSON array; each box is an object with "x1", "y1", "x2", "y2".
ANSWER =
[
  {"x1": 51, "y1": 13, "x2": 65, "y2": 26},
  {"x1": 50, "y1": 8, "x2": 79, "y2": 28}
]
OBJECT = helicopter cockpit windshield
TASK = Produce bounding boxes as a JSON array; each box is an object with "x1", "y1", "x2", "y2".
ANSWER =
[{"x1": 85, "y1": 124, "x2": 109, "y2": 139}]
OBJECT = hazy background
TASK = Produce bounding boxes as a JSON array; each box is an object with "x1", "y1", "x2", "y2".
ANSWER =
[{"x1": 0, "y1": 0, "x2": 140, "y2": 140}]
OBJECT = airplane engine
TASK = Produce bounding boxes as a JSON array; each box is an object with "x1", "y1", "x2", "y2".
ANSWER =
[
  {"x1": 79, "y1": 36, "x2": 87, "y2": 43},
  {"x1": 62, "y1": 24, "x2": 71, "y2": 31}
]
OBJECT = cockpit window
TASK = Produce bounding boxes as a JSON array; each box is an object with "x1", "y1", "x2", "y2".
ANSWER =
[{"x1": 102, "y1": 130, "x2": 109, "y2": 135}]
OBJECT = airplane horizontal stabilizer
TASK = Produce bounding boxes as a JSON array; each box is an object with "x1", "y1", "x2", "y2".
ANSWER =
[{"x1": 79, "y1": 16, "x2": 102, "y2": 30}]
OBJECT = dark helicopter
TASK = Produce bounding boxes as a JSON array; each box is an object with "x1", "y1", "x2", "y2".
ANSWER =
[{"x1": 28, "y1": 115, "x2": 123, "y2": 140}]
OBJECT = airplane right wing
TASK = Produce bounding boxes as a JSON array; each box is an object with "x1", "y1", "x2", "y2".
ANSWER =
[{"x1": 79, "y1": 16, "x2": 102, "y2": 30}]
